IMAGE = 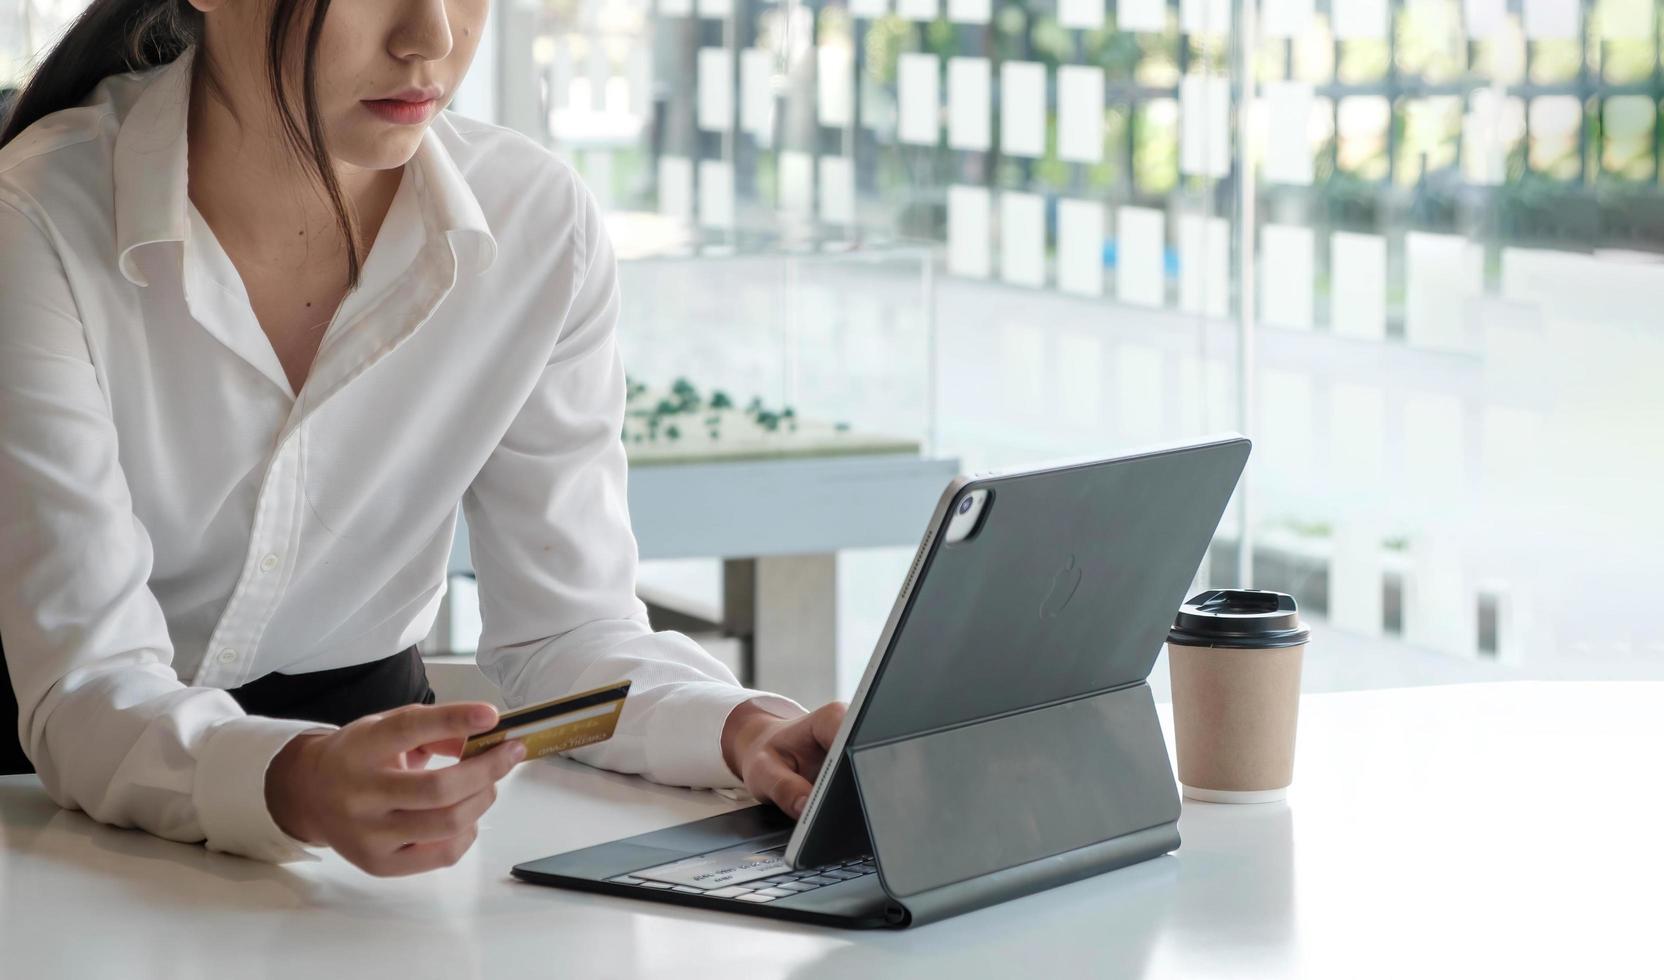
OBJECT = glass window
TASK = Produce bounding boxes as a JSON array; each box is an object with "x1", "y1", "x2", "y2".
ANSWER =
[{"x1": 7, "y1": 0, "x2": 1661, "y2": 692}]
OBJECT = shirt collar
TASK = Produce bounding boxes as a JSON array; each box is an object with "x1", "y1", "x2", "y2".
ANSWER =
[{"x1": 112, "y1": 45, "x2": 498, "y2": 288}]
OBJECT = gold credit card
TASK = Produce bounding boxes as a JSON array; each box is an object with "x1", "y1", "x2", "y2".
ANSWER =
[{"x1": 460, "y1": 680, "x2": 631, "y2": 762}]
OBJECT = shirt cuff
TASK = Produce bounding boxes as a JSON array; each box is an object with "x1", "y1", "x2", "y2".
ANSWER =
[
  {"x1": 644, "y1": 682, "x2": 805, "y2": 790},
  {"x1": 193, "y1": 715, "x2": 338, "y2": 864}
]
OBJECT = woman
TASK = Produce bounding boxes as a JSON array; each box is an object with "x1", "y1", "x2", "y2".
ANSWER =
[{"x1": 0, "y1": 0, "x2": 845, "y2": 876}]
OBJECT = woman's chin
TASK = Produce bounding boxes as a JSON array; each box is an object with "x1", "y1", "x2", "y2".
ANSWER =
[{"x1": 337, "y1": 131, "x2": 427, "y2": 173}]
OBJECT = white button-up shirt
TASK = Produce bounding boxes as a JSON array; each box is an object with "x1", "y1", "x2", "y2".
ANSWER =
[{"x1": 0, "y1": 47, "x2": 796, "y2": 863}]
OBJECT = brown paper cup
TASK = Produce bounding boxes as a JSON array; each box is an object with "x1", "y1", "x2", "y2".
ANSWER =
[{"x1": 1167, "y1": 641, "x2": 1304, "y2": 803}]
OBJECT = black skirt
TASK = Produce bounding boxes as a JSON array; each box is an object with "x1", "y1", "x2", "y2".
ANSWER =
[{"x1": 0, "y1": 636, "x2": 434, "y2": 776}]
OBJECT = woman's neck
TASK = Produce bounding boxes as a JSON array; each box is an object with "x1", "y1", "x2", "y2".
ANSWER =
[{"x1": 184, "y1": 67, "x2": 403, "y2": 273}]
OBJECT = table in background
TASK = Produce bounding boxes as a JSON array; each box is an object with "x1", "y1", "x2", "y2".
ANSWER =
[
  {"x1": 431, "y1": 452, "x2": 960, "y2": 707},
  {"x1": 3, "y1": 682, "x2": 1658, "y2": 978}
]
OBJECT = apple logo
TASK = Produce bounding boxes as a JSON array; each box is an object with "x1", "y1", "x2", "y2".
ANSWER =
[{"x1": 1040, "y1": 554, "x2": 1083, "y2": 620}]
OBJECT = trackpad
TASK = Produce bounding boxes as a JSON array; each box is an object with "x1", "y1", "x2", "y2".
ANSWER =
[{"x1": 632, "y1": 840, "x2": 791, "y2": 889}]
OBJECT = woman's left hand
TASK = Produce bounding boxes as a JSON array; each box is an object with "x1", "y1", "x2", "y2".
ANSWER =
[{"x1": 721, "y1": 700, "x2": 848, "y2": 820}]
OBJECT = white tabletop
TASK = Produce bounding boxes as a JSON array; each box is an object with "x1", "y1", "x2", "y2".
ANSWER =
[
  {"x1": 3, "y1": 681, "x2": 1659, "y2": 979},
  {"x1": 448, "y1": 453, "x2": 961, "y2": 570}
]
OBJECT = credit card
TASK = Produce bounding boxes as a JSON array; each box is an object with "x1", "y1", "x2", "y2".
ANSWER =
[{"x1": 460, "y1": 680, "x2": 631, "y2": 762}]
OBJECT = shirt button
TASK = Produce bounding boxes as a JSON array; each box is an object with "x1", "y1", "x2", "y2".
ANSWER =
[
  {"x1": 259, "y1": 553, "x2": 280, "y2": 573},
  {"x1": 218, "y1": 648, "x2": 239, "y2": 664}
]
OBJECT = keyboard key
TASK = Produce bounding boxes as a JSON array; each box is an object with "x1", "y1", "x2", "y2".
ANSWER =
[
  {"x1": 799, "y1": 875, "x2": 840, "y2": 885},
  {"x1": 736, "y1": 892, "x2": 777, "y2": 903},
  {"x1": 704, "y1": 886, "x2": 755, "y2": 899},
  {"x1": 821, "y1": 869, "x2": 860, "y2": 880},
  {"x1": 754, "y1": 887, "x2": 795, "y2": 898},
  {"x1": 777, "y1": 881, "x2": 819, "y2": 892},
  {"x1": 671, "y1": 885, "x2": 704, "y2": 894},
  {"x1": 759, "y1": 876, "x2": 795, "y2": 885},
  {"x1": 850, "y1": 863, "x2": 877, "y2": 874},
  {"x1": 607, "y1": 875, "x2": 644, "y2": 884},
  {"x1": 638, "y1": 881, "x2": 673, "y2": 889}
]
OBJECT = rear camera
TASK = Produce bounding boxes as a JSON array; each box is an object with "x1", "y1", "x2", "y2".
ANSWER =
[{"x1": 958, "y1": 496, "x2": 975, "y2": 515}]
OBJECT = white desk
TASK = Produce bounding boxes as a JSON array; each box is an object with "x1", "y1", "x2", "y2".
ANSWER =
[
  {"x1": 3, "y1": 682, "x2": 1659, "y2": 978},
  {"x1": 442, "y1": 452, "x2": 961, "y2": 705}
]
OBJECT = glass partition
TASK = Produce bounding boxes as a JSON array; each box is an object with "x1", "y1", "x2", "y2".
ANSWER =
[
  {"x1": 5, "y1": 0, "x2": 1660, "y2": 687},
  {"x1": 1242, "y1": 0, "x2": 1663, "y2": 674},
  {"x1": 612, "y1": 236, "x2": 938, "y2": 461}
]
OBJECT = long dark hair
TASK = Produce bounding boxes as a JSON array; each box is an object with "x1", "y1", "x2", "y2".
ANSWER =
[{"x1": 0, "y1": 0, "x2": 364, "y2": 287}]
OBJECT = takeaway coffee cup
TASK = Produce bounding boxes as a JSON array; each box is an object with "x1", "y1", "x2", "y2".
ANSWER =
[{"x1": 1166, "y1": 589, "x2": 1310, "y2": 804}]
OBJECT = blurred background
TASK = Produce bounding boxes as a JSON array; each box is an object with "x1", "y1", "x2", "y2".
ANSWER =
[{"x1": 5, "y1": 0, "x2": 1661, "y2": 703}]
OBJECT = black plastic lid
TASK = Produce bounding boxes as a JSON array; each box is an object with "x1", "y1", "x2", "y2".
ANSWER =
[{"x1": 1166, "y1": 589, "x2": 1310, "y2": 650}]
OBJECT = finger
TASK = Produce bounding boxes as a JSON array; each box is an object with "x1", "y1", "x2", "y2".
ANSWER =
[
  {"x1": 363, "y1": 825, "x2": 480, "y2": 877},
  {"x1": 381, "y1": 784, "x2": 498, "y2": 844},
  {"x1": 747, "y1": 753, "x2": 815, "y2": 820},
  {"x1": 402, "y1": 735, "x2": 468, "y2": 771},
  {"x1": 807, "y1": 702, "x2": 848, "y2": 749},
  {"x1": 776, "y1": 705, "x2": 845, "y2": 775},
  {"x1": 377, "y1": 741, "x2": 522, "y2": 809},
  {"x1": 365, "y1": 702, "x2": 498, "y2": 757},
  {"x1": 416, "y1": 736, "x2": 468, "y2": 759},
  {"x1": 396, "y1": 823, "x2": 481, "y2": 874}
]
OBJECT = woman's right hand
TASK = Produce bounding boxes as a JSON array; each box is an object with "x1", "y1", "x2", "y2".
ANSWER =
[{"x1": 264, "y1": 701, "x2": 524, "y2": 876}]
